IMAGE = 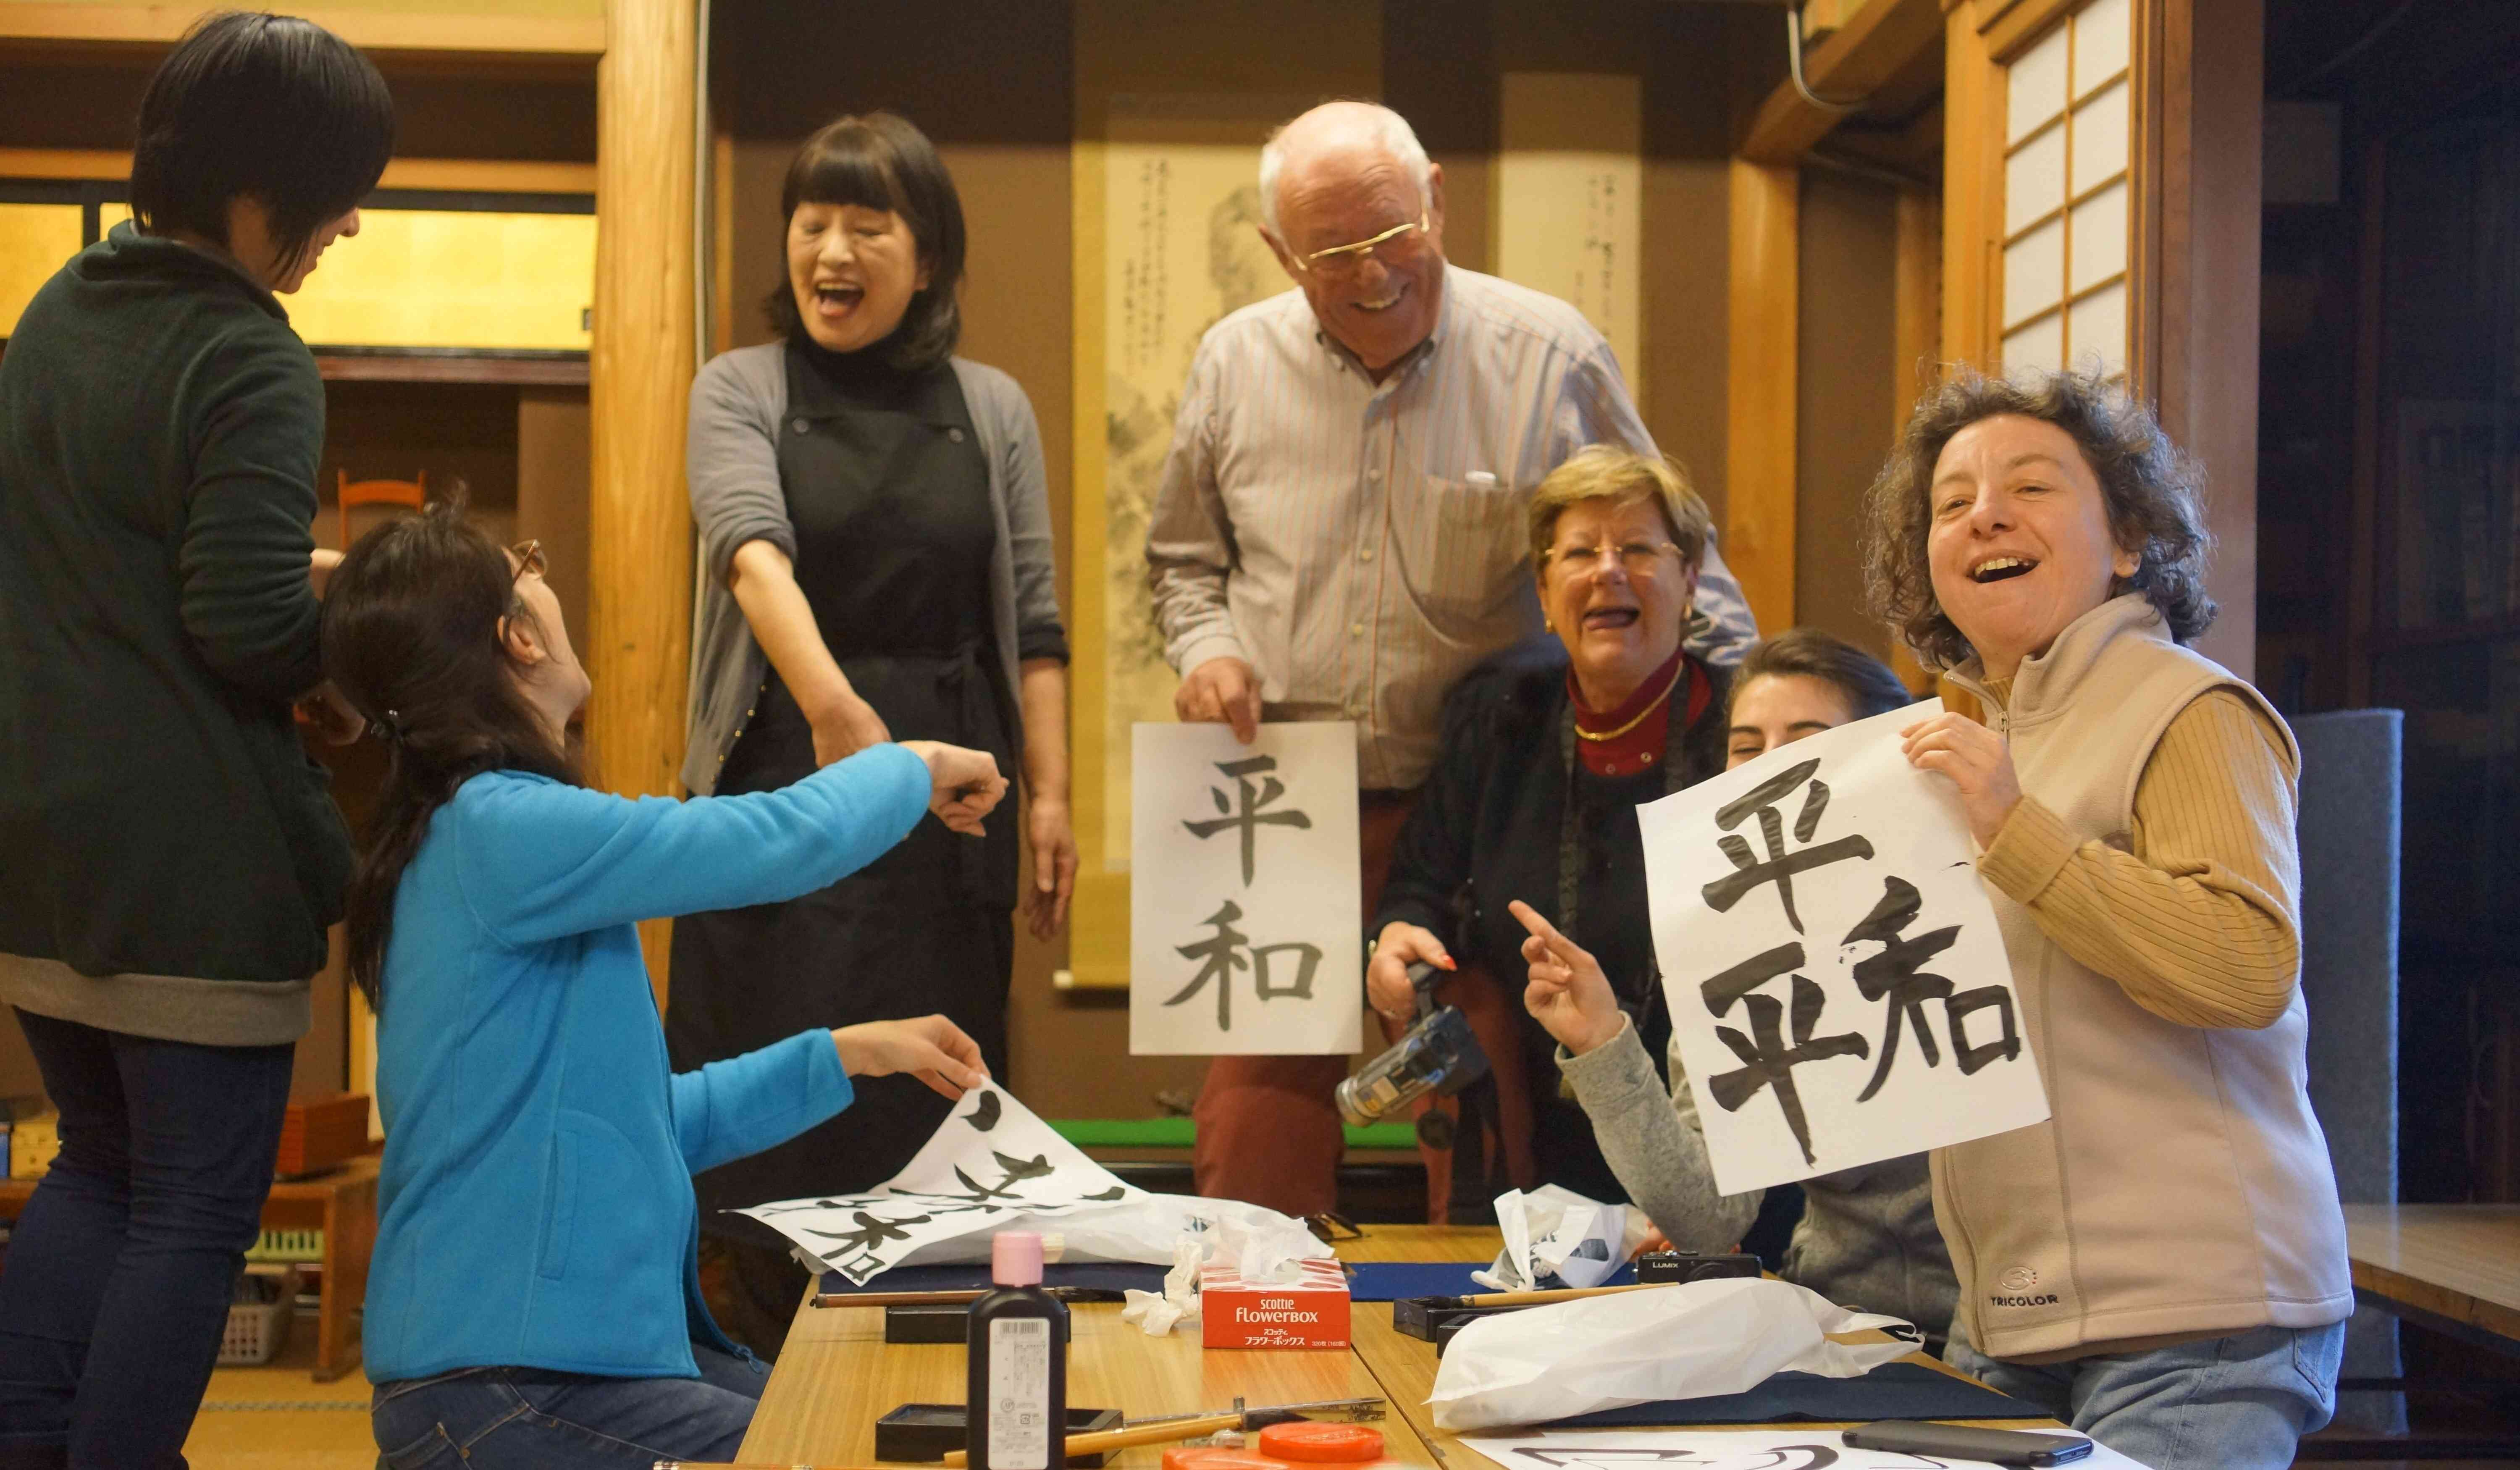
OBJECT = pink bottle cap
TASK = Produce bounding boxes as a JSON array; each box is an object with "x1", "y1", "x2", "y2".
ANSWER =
[{"x1": 992, "y1": 1230, "x2": 1045, "y2": 1287}]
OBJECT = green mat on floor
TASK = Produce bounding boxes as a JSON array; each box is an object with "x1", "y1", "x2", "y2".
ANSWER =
[{"x1": 1048, "y1": 1118, "x2": 1416, "y2": 1150}]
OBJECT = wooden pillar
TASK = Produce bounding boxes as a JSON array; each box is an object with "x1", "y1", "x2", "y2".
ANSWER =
[
  {"x1": 2143, "y1": 0, "x2": 2263, "y2": 677},
  {"x1": 1725, "y1": 159, "x2": 1800, "y2": 630},
  {"x1": 1938, "y1": 0, "x2": 2002, "y2": 370},
  {"x1": 1889, "y1": 184, "x2": 1941, "y2": 689},
  {"x1": 590, "y1": 0, "x2": 698, "y2": 1003}
]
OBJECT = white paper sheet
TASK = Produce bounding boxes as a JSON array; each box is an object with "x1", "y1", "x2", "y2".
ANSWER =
[
  {"x1": 737, "y1": 1084, "x2": 1148, "y2": 1284},
  {"x1": 1638, "y1": 702, "x2": 2050, "y2": 1195},
  {"x1": 1462, "y1": 1427, "x2": 2152, "y2": 1470},
  {"x1": 1130, "y1": 722, "x2": 1362, "y2": 1055}
]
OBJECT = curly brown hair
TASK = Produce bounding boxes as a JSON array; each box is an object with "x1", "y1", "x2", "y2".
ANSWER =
[{"x1": 1862, "y1": 368, "x2": 2216, "y2": 671}]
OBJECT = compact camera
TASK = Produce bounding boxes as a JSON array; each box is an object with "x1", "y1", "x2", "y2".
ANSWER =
[{"x1": 1633, "y1": 1249, "x2": 1763, "y2": 1285}]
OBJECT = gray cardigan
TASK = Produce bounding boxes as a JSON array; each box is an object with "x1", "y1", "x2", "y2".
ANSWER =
[
  {"x1": 683, "y1": 344, "x2": 1065, "y2": 795},
  {"x1": 1559, "y1": 1014, "x2": 1958, "y2": 1337}
]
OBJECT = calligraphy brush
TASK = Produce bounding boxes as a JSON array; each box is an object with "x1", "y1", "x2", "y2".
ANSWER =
[
  {"x1": 811, "y1": 1285, "x2": 1121, "y2": 1309},
  {"x1": 939, "y1": 1395, "x2": 1387, "y2": 1467},
  {"x1": 1418, "y1": 1280, "x2": 1685, "y2": 1309}
]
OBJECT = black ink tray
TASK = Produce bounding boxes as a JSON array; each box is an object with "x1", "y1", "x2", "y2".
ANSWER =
[
  {"x1": 885, "y1": 1301, "x2": 975, "y2": 1343},
  {"x1": 1391, "y1": 1297, "x2": 1528, "y2": 1344},
  {"x1": 874, "y1": 1403, "x2": 1124, "y2": 1465}
]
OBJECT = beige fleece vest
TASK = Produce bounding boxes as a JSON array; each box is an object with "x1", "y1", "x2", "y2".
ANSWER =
[{"x1": 1933, "y1": 596, "x2": 2352, "y2": 1360}]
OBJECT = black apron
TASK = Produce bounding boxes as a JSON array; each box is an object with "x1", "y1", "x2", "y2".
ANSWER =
[{"x1": 669, "y1": 343, "x2": 1018, "y2": 1226}]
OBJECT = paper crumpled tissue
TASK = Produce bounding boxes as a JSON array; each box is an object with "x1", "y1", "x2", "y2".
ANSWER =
[
  {"x1": 1121, "y1": 1237, "x2": 1207, "y2": 1336},
  {"x1": 1120, "y1": 1214, "x2": 1337, "y2": 1336},
  {"x1": 1470, "y1": 1183, "x2": 1651, "y2": 1292}
]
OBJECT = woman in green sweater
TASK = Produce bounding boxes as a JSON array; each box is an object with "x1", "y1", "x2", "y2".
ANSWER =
[{"x1": 0, "y1": 15, "x2": 393, "y2": 1467}]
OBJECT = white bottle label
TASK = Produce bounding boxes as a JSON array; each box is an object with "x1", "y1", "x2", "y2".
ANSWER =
[{"x1": 986, "y1": 1316, "x2": 1053, "y2": 1470}]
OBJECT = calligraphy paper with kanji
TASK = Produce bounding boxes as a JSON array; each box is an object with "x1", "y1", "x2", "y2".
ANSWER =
[
  {"x1": 738, "y1": 1084, "x2": 1150, "y2": 1284},
  {"x1": 1129, "y1": 722, "x2": 1362, "y2": 1055},
  {"x1": 1638, "y1": 702, "x2": 2048, "y2": 1195}
]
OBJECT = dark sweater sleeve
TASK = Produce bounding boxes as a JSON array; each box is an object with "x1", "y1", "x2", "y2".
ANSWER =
[
  {"x1": 177, "y1": 332, "x2": 327, "y2": 702},
  {"x1": 1369, "y1": 673, "x2": 1499, "y2": 950}
]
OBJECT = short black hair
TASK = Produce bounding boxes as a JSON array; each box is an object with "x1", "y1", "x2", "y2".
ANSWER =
[
  {"x1": 764, "y1": 111, "x2": 965, "y2": 372},
  {"x1": 129, "y1": 12, "x2": 395, "y2": 275},
  {"x1": 1729, "y1": 627, "x2": 1916, "y2": 723}
]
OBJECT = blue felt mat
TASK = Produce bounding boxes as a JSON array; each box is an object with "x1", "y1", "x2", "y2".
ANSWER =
[
  {"x1": 1342, "y1": 1260, "x2": 1638, "y2": 1301},
  {"x1": 818, "y1": 1262, "x2": 1171, "y2": 1296}
]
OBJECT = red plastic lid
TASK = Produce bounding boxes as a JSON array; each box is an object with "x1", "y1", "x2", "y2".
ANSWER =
[
  {"x1": 1163, "y1": 1449, "x2": 1290, "y2": 1470},
  {"x1": 1257, "y1": 1423, "x2": 1386, "y2": 1462}
]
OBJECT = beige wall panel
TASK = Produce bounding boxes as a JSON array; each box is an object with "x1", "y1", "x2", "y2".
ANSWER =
[
  {"x1": 1495, "y1": 72, "x2": 1644, "y2": 394},
  {"x1": 1641, "y1": 156, "x2": 1732, "y2": 530}
]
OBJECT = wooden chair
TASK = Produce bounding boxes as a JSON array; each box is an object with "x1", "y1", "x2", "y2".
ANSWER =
[{"x1": 335, "y1": 470, "x2": 426, "y2": 549}]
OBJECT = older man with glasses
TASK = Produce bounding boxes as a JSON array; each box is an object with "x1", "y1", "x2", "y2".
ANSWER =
[{"x1": 1147, "y1": 100, "x2": 1758, "y2": 1220}]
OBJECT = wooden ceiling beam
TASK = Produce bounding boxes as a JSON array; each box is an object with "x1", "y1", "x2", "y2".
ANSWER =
[{"x1": 1739, "y1": 0, "x2": 1946, "y2": 166}]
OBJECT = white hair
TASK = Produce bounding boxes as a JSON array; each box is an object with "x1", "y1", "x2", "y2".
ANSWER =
[{"x1": 1255, "y1": 102, "x2": 1433, "y2": 242}]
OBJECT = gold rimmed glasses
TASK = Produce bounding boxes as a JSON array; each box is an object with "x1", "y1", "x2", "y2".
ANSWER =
[{"x1": 1289, "y1": 209, "x2": 1430, "y2": 279}]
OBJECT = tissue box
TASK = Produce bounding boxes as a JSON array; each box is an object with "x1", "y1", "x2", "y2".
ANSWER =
[{"x1": 1198, "y1": 1258, "x2": 1350, "y2": 1349}]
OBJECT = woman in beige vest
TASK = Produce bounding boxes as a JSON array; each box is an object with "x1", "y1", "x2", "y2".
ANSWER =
[{"x1": 1864, "y1": 369, "x2": 2351, "y2": 1470}]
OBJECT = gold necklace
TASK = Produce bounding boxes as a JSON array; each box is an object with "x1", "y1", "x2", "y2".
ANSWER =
[{"x1": 1573, "y1": 658, "x2": 1686, "y2": 743}]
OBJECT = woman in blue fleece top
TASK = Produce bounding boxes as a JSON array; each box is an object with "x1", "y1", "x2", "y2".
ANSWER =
[{"x1": 319, "y1": 506, "x2": 1007, "y2": 1469}]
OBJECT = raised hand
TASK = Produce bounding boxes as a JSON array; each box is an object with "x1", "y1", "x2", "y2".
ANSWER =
[
  {"x1": 1899, "y1": 711, "x2": 2022, "y2": 848},
  {"x1": 832, "y1": 1015, "x2": 992, "y2": 1101},
  {"x1": 1510, "y1": 900, "x2": 1624, "y2": 1057},
  {"x1": 898, "y1": 740, "x2": 1010, "y2": 835}
]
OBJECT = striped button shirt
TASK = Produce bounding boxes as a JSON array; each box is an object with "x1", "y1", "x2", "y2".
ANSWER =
[{"x1": 1146, "y1": 265, "x2": 1758, "y2": 791}]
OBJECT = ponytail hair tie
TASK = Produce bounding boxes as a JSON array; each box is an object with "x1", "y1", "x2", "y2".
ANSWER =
[{"x1": 371, "y1": 707, "x2": 404, "y2": 743}]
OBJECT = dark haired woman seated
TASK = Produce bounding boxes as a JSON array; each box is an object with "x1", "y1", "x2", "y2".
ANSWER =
[
  {"x1": 1516, "y1": 626, "x2": 1957, "y2": 1340},
  {"x1": 322, "y1": 509, "x2": 1007, "y2": 1468}
]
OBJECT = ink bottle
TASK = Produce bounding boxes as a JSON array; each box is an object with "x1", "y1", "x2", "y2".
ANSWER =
[{"x1": 966, "y1": 1230, "x2": 1068, "y2": 1470}]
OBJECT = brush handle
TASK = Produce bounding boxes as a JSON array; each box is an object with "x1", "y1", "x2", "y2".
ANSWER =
[
  {"x1": 940, "y1": 1412, "x2": 1246, "y2": 1467},
  {"x1": 811, "y1": 1289, "x2": 988, "y2": 1309}
]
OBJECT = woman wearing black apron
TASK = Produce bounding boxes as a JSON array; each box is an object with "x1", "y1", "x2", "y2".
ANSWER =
[{"x1": 675, "y1": 113, "x2": 1072, "y2": 1355}]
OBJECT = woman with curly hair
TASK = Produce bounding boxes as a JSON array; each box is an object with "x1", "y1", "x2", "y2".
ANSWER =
[{"x1": 1866, "y1": 369, "x2": 2349, "y2": 1469}]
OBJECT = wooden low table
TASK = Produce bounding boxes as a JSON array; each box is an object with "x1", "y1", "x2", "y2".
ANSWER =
[
  {"x1": 740, "y1": 1223, "x2": 2064, "y2": 1464},
  {"x1": 2342, "y1": 1201, "x2": 2520, "y2": 1349},
  {"x1": 0, "y1": 1153, "x2": 378, "y2": 1383},
  {"x1": 2297, "y1": 1203, "x2": 2520, "y2": 1462}
]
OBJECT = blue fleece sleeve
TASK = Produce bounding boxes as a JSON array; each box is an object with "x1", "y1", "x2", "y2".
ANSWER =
[
  {"x1": 670, "y1": 1028, "x2": 855, "y2": 1177},
  {"x1": 451, "y1": 744, "x2": 930, "y2": 944}
]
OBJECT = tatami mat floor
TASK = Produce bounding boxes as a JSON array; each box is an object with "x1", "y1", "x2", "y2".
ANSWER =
[{"x1": 187, "y1": 1312, "x2": 374, "y2": 1470}]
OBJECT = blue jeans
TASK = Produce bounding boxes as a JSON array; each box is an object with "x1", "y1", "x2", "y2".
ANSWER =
[
  {"x1": 370, "y1": 1345, "x2": 769, "y2": 1469},
  {"x1": 1945, "y1": 1317, "x2": 2345, "y2": 1470},
  {"x1": 0, "y1": 1008, "x2": 296, "y2": 1470}
]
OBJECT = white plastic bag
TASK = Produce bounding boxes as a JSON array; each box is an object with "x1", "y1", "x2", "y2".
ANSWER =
[
  {"x1": 1473, "y1": 1184, "x2": 1650, "y2": 1292},
  {"x1": 882, "y1": 1192, "x2": 1326, "y2": 1274},
  {"x1": 1428, "y1": 1276, "x2": 1918, "y2": 1431}
]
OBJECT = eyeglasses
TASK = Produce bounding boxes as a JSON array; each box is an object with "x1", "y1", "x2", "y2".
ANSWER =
[
  {"x1": 510, "y1": 539, "x2": 546, "y2": 586},
  {"x1": 1289, "y1": 209, "x2": 1430, "y2": 279},
  {"x1": 1544, "y1": 539, "x2": 1679, "y2": 579}
]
